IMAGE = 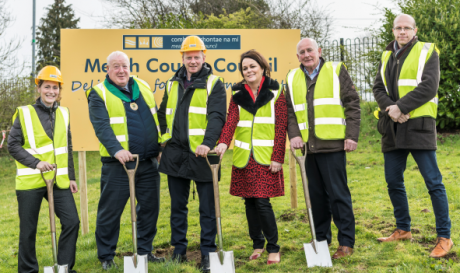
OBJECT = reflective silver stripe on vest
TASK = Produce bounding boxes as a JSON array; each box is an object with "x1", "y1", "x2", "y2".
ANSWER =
[
  {"x1": 381, "y1": 56, "x2": 388, "y2": 94},
  {"x1": 313, "y1": 98, "x2": 343, "y2": 106},
  {"x1": 100, "y1": 83, "x2": 109, "y2": 110},
  {"x1": 332, "y1": 62, "x2": 340, "y2": 99},
  {"x1": 189, "y1": 129, "x2": 206, "y2": 135},
  {"x1": 116, "y1": 135, "x2": 126, "y2": 142},
  {"x1": 150, "y1": 107, "x2": 158, "y2": 115},
  {"x1": 55, "y1": 147, "x2": 68, "y2": 155},
  {"x1": 287, "y1": 69, "x2": 298, "y2": 112},
  {"x1": 399, "y1": 43, "x2": 432, "y2": 87},
  {"x1": 166, "y1": 108, "x2": 174, "y2": 115},
  {"x1": 25, "y1": 144, "x2": 54, "y2": 155},
  {"x1": 21, "y1": 106, "x2": 37, "y2": 151},
  {"x1": 110, "y1": 117, "x2": 124, "y2": 124},
  {"x1": 315, "y1": 118, "x2": 346, "y2": 125},
  {"x1": 253, "y1": 139, "x2": 275, "y2": 146},
  {"x1": 254, "y1": 90, "x2": 277, "y2": 124},
  {"x1": 235, "y1": 140, "x2": 250, "y2": 150},
  {"x1": 237, "y1": 120, "x2": 252, "y2": 127},
  {"x1": 207, "y1": 75, "x2": 218, "y2": 96},
  {"x1": 17, "y1": 167, "x2": 68, "y2": 177},
  {"x1": 294, "y1": 104, "x2": 305, "y2": 111},
  {"x1": 189, "y1": 106, "x2": 207, "y2": 115},
  {"x1": 430, "y1": 97, "x2": 439, "y2": 105},
  {"x1": 167, "y1": 81, "x2": 173, "y2": 94},
  {"x1": 299, "y1": 122, "x2": 307, "y2": 130}
]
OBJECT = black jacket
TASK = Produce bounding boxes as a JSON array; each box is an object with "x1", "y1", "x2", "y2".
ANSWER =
[
  {"x1": 86, "y1": 75, "x2": 160, "y2": 163},
  {"x1": 8, "y1": 98, "x2": 76, "y2": 181},
  {"x1": 285, "y1": 57, "x2": 361, "y2": 153},
  {"x1": 373, "y1": 38, "x2": 439, "y2": 152},
  {"x1": 157, "y1": 63, "x2": 226, "y2": 182}
]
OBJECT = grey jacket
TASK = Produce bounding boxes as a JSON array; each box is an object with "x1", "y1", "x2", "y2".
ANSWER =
[
  {"x1": 286, "y1": 58, "x2": 361, "y2": 153},
  {"x1": 8, "y1": 98, "x2": 76, "y2": 181},
  {"x1": 373, "y1": 38, "x2": 439, "y2": 152}
]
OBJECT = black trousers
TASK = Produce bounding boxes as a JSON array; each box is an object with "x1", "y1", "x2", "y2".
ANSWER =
[
  {"x1": 168, "y1": 175, "x2": 216, "y2": 256},
  {"x1": 245, "y1": 198, "x2": 280, "y2": 253},
  {"x1": 95, "y1": 159, "x2": 161, "y2": 261},
  {"x1": 16, "y1": 186, "x2": 80, "y2": 273},
  {"x1": 306, "y1": 151, "x2": 355, "y2": 248}
]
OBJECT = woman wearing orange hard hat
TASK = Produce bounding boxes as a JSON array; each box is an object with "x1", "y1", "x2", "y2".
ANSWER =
[{"x1": 8, "y1": 65, "x2": 80, "y2": 273}]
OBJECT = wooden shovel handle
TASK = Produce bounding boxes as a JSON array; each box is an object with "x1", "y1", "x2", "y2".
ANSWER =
[
  {"x1": 123, "y1": 155, "x2": 139, "y2": 222},
  {"x1": 40, "y1": 164, "x2": 57, "y2": 233}
]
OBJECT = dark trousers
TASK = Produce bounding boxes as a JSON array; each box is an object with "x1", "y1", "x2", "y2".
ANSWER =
[
  {"x1": 384, "y1": 149, "x2": 451, "y2": 238},
  {"x1": 306, "y1": 151, "x2": 355, "y2": 248},
  {"x1": 16, "y1": 186, "x2": 80, "y2": 273},
  {"x1": 168, "y1": 176, "x2": 216, "y2": 256},
  {"x1": 95, "y1": 159, "x2": 161, "y2": 261},
  {"x1": 245, "y1": 198, "x2": 280, "y2": 253}
]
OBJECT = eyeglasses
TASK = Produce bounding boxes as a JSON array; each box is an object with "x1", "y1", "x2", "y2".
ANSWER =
[{"x1": 393, "y1": 27, "x2": 415, "y2": 32}]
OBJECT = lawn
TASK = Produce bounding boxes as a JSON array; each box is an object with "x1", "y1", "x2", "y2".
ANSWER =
[{"x1": 0, "y1": 102, "x2": 459, "y2": 272}]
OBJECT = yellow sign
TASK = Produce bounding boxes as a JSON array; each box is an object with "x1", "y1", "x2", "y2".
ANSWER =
[{"x1": 61, "y1": 29, "x2": 300, "y2": 151}]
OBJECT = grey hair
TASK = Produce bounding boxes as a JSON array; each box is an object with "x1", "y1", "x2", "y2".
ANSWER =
[
  {"x1": 393, "y1": 14, "x2": 416, "y2": 28},
  {"x1": 107, "y1": 51, "x2": 129, "y2": 66},
  {"x1": 296, "y1": 38, "x2": 319, "y2": 53}
]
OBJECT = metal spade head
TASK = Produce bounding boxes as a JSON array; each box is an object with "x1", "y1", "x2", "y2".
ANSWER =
[
  {"x1": 210, "y1": 251, "x2": 235, "y2": 273},
  {"x1": 44, "y1": 264, "x2": 68, "y2": 273},
  {"x1": 124, "y1": 254, "x2": 148, "y2": 273},
  {"x1": 304, "y1": 240, "x2": 333, "y2": 268}
]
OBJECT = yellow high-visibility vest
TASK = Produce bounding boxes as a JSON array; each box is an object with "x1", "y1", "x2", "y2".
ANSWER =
[
  {"x1": 381, "y1": 42, "x2": 439, "y2": 119},
  {"x1": 162, "y1": 75, "x2": 221, "y2": 153},
  {"x1": 86, "y1": 76, "x2": 161, "y2": 157},
  {"x1": 13, "y1": 105, "x2": 70, "y2": 190},
  {"x1": 286, "y1": 62, "x2": 346, "y2": 141}
]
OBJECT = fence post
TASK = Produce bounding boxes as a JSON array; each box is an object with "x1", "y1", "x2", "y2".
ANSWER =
[
  {"x1": 78, "y1": 151, "x2": 89, "y2": 235},
  {"x1": 289, "y1": 151, "x2": 298, "y2": 209},
  {"x1": 340, "y1": 38, "x2": 344, "y2": 61}
]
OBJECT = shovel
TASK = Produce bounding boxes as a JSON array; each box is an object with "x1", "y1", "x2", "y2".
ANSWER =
[
  {"x1": 123, "y1": 154, "x2": 148, "y2": 273},
  {"x1": 41, "y1": 164, "x2": 69, "y2": 273},
  {"x1": 291, "y1": 146, "x2": 333, "y2": 268},
  {"x1": 206, "y1": 150, "x2": 235, "y2": 273}
]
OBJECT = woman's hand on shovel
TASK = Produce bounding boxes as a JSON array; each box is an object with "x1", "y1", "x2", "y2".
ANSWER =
[
  {"x1": 36, "y1": 161, "x2": 54, "y2": 172},
  {"x1": 70, "y1": 180, "x2": 78, "y2": 193}
]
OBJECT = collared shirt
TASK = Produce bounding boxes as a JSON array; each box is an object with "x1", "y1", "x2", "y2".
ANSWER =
[{"x1": 303, "y1": 60, "x2": 321, "y2": 80}]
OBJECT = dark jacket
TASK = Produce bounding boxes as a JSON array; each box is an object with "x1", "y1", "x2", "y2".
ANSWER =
[
  {"x1": 157, "y1": 63, "x2": 226, "y2": 182},
  {"x1": 87, "y1": 75, "x2": 160, "y2": 163},
  {"x1": 8, "y1": 98, "x2": 76, "y2": 181},
  {"x1": 372, "y1": 38, "x2": 439, "y2": 152},
  {"x1": 286, "y1": 57, "x2": 361, "y2": 153}
]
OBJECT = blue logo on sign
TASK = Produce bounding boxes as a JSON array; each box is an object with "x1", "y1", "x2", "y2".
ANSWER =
[{"x1": 123, "y1": 35, "x2": 241, "y2": 50}]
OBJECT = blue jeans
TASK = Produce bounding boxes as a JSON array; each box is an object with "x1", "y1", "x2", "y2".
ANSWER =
[{"x1": 384, "y1": 149, "x2": 451, "y2": 238}]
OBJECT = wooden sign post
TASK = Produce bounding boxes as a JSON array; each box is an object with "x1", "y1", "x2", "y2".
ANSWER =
[
  {"x1": 78, "y1": 151, "x2": 89, "y2": 235},
  {"x1": 289, "y1": 151, "x2": 298, "y2": 209}
]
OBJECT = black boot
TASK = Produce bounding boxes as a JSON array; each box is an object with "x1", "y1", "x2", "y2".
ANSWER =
[{"x1": 200, "y1": 255, "x2": 210, "y2": 273}]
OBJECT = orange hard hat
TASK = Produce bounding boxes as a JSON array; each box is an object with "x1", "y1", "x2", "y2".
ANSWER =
[
  {"x1": 35, "y1": 66, "x2": 63, "y2": 85},
  {"x1": 180, "y1": 36, "x2": 207, "y2": 55}
]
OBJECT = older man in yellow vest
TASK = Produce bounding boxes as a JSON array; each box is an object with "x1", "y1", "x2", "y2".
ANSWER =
[
  {"x1": 286, "y1": 38, "x2": 361, "y2": 259},
  {"x1": 157, "y1": 36, "x2": 226, "y2": 273},
  {"x1": 86, "y1": 51, "x2": 165, "y2": 270},
  {"x1": 373, "y1": 14, "x2": 452, "y2": 258}
]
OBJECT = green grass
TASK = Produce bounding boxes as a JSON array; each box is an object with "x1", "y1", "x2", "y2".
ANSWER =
[{"x1": 0, "y1": 102, "x2": 459, "y2": 272}]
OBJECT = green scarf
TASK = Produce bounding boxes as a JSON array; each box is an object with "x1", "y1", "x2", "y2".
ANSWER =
[{"x1": 104, "y1": 78, "x2": 140, "y2": 102}]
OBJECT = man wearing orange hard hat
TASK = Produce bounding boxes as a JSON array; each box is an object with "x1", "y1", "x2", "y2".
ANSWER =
[
  {"x1": 158, "y1": 35, "x2": 226, "y2": 272},
  {"x1": 8, "y1": 66, "x2": 80, "y2": 273}
]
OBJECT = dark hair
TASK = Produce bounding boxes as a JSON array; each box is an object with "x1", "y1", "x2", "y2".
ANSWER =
[
  {"x1": 238, "y1": 49, "x2": 271, "y2": 80},
  {"x1": 36, "y1": 80, "x2": 62, "y2": 102}
]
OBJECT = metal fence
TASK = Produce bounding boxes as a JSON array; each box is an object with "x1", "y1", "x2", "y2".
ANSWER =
[{"x1": 320, "y1": 37, "x2": 381, "y2": 101}]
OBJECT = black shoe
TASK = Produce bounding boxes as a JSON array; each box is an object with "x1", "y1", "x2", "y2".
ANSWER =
[
  {"x1": 171, "y1": 253, "x2": 187, "y2": 263},
  {"x1": 69, "y1": 271, "x2": 77, "y2": 273},
  {"x1": 101, "y1": 259, "x2": 117, "y2": 270},
  {"x1": 147, "y1": 252, "x2": 166, "y2": 263},
  {"x1": 200, "y1": 255, "x2": 210, "y2": 273}
]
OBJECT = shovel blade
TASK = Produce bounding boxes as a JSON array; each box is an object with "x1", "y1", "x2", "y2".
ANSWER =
[
  {"x1": 124, "y1": 254, "x2": 148, "y2": 273},
  {"x1": 44, "y1": 265, "x2": 68, "y2": 273},
  {"x1": 210, "y1": 251, "x2": 235, "y2": 273},
  {"x1": 304, "y1": 240, "x2": 333, "y2": 268}
]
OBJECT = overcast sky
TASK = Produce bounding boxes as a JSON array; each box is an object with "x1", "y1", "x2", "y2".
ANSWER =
[{"x1": 4, "y1": 0, "x2": 398, "y2": 76}]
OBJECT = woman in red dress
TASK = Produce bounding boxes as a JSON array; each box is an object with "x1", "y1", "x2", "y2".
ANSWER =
[{"x1": 215, "y1": 50, "x2": 287, "y2": 265}]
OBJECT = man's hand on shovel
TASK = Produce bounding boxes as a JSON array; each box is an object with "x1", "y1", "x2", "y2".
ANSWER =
[{"x1": 215, "y1": 143, "x2": 228, "y2": 159}]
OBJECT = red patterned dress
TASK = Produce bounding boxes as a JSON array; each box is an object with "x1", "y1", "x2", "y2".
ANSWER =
[{"x1": 218, "y1": 79, "x2": 287, "y2": 198}]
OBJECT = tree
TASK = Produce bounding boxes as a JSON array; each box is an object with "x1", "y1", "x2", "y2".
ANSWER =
[
  {"x1": 378, "y1": 0, "x2": 460, "y2": 129},
  {"x1": 0, "y1": 0, "x2": 22, "y2": 76},
  {"x1": 103, "y1": 0, "x2": 334, "y2": 41},
  {"x1": 36, "y1": 0, "x2": 80, "y2": 71}
]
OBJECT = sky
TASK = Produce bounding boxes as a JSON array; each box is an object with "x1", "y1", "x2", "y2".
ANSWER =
[{"x1": 3, "y1": 0, "x2": 398, "y2": 76}]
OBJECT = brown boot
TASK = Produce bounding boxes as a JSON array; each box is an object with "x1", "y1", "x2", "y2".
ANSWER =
[
  {"x1": 377, "y1": 229, "x2": 412, "y2": 242},
  {"x1": 429, "y1": 237, "x2": 453, "y2": 258},
  {"x1": 332, "y1": 246, "x2": 353, "y2": 259}
]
